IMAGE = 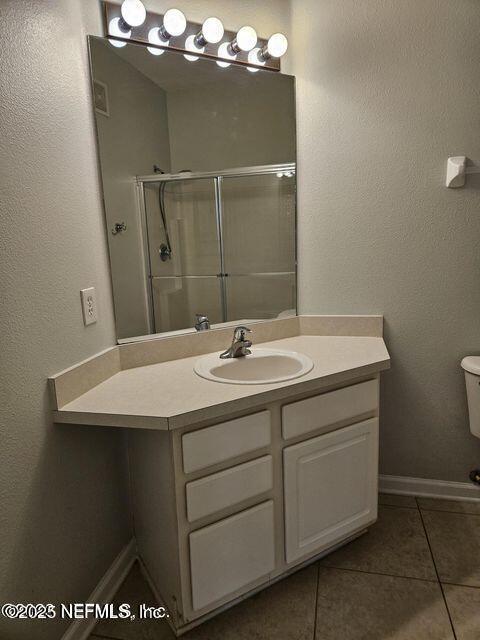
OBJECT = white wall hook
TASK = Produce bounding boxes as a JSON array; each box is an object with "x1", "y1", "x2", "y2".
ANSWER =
[{"x1": 446, "y1": 156, "x2": 480, "y2": 188}]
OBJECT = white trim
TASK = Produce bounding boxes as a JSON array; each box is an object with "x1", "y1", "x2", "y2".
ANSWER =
[
  {"x1": 61, "y1": 539, "x2": 137, "y2": 640},
  {"x1": 379, "y1": 474, "x2": 480, "y2": 503}
]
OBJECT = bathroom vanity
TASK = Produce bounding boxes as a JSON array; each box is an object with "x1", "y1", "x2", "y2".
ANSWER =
[
  {"x1": 50, "y1": 315, "x2": 390, "y2": 635},
  {"x1": 51, "y1": 31, "x2": 394, "y2": 635}
]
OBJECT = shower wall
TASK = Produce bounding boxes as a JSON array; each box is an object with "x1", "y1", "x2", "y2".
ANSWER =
[{"x1": 144, "y1": 170, "x2": 296, "y2": 333}]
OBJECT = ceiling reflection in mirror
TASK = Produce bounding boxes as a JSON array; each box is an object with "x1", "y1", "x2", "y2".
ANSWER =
[{"x1": 88, "y1": 36, "x2": 296, "y2": 341}]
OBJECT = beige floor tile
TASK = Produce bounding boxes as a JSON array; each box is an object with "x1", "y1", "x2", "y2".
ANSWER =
[
  {"x1": 315, "y1": 567, "x2": 454, "y2": 640},
  {"x1": 378, "y1": 493, "x2": 417, "y2": 508},
  {"x1": 422, "y1": 511, "x2": 480, "y2": 587},
  {"x1": 418, "y1": 497, "x2": 480, "y2": 515},
  {"x1": 91, "y1": 562, "x2": 317, "y2": 640},
  {"x1": 320, "y1": 505, "x2": 436, "y2": 580},
  {"x1": 183, "y1": 565, "x2": 317, "y2": 639},
  {"x1": 443, "y1": 584, "x2": 480, "y2": 640},
  {"x1": 92, "y1": 562, "x2": 175, "y2": 640}
]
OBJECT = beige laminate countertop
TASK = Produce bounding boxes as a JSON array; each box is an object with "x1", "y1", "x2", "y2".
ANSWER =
[{"x1": 53, "y1": 335, "x2": 390, "y2": 430}]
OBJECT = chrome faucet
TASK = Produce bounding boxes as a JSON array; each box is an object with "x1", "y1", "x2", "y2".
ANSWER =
[
  {"x1": 220, "y1": 326, "x2": 252, "y2": 359},
  {"x1": 195, "y1": 314, "x2": 210, "y2": 331}
]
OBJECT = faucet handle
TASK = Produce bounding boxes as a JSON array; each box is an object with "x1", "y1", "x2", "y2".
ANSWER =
[{"x1": 233, "y1": 326, "x2": 252, "y2": 341}]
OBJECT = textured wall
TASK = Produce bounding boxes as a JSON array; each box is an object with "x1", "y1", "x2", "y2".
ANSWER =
[
  {"x1": 291, "y1": 0, "x2": 480, "y2": 481},
  {"x1": 0, "y1": 1, "x2": 132, "y2": 638}
]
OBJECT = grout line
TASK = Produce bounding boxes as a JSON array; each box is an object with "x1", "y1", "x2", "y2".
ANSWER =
[
  {"x1": 319, "y1": 563, "x2": 438, "y2": 585},
  {"x1": 416, "y1": 497, "x2": 458, "y2": 640},
  {"x1": 418, "y1": 507, "x2": 480, "y2": 517},
  {"x1": 312, "y1": 562, "x2": 320, "y2": 640},
  {"x1": 441, "y1": 581, "x2": 480, "y2": 590}
]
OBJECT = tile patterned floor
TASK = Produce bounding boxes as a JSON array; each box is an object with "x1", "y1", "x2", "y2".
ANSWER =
[{"x1": 90, "y1": 495, "x2": 480, "y2": 640}]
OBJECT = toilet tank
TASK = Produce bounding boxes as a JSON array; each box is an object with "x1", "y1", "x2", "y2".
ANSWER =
[{"x1": 462, "y1": 357, "x2": 480, "y2": 439}]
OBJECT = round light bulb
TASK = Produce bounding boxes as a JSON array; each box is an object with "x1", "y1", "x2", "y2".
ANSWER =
[
  {"x1": 163, "y1": 8, "x2": 186, "y2": 37},
  {"x1": 247, "y1": 47, "x2": 265, "y2": 72},
  {"x1": 267, "y1": 32, "x2": 288, "y2": 57},
  {"x1": 236, "y1": 26, "x2": 257, "y2": 52},
  {"x1": 120, "y1": 0, "x2": 146, "y2": 27},
  {"x1": 202, "y1": 17, "x2": 224, "y2": 44},
  {"x1": 109, "y1": 17, "x2": 131, "y2": 45},
  {"x1": 148, "y1": 46, "x2": 164, "y2": 56},
  {"x1": 148, "y1": 27, "x2": 168, "y2": 52},
  {"x1": 217, "y1": 41, "x2": 236, "y2": 68},
  {"x1": 184, "y1": 34, "x2": 203, "y2": 62}
]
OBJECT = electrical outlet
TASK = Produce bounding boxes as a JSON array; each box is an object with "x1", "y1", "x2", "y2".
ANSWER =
[{"x1": 80, "y1": 287, "x2": 98, "y2": 326}]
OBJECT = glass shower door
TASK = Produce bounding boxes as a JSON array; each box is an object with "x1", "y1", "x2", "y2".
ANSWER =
[
  {"x1": 144, "y1": 178, "x2": 222, "y2": 333},
  {"x1": 221, "y1": 172, "x2": 296, "y2": 322}
]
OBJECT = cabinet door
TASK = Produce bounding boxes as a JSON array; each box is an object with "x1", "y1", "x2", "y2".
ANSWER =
[
  {"x1": 189, "y1": 501, "x2": 275, "y2": 612},
  {"x1": 283, "y1": 418, "x2": 378, "y2": 564}
]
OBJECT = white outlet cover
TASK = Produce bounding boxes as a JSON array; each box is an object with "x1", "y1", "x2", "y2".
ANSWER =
[{"x1": 80, "y1": 287, "x2": 98, "y2": 326}]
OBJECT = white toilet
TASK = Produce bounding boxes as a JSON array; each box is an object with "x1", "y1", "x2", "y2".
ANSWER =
[
  {"x1": 461, "y1": 356, "x2": 480, "y2": 484},
  {"x1": 462, "y1": 356, "x2": 480, "y2": 438}
]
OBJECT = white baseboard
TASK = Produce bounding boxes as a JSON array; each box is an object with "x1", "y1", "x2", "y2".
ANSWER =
[
  {"x1": 379, "y1": 474, "x2": 480, "y2": 502},
  {"x1": 61, "y1": 538, "x2": 137, "y2": 640}
]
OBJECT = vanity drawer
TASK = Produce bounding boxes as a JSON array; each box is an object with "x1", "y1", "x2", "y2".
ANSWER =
[
  {"x1": 186, "y1": 455, "x2": 273, "y2": 522},
  {"x1": 282, "y1": 379, "x2": 378, "y2": 440},
  {"x1": 189, "y1": 500, "x2": 275, "y2": 611},
  {"x1": 182, "y1": 411, "x2": 271, "y2": 474}
]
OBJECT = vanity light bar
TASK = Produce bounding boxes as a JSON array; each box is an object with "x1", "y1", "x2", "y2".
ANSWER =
[{"x1": 102, "y1": 2, "x2": 286, "y2": 72}]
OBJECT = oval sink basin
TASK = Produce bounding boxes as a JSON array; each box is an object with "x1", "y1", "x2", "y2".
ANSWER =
[{"x1": 194, "y1": 348, "x2": 314, "y2": 385}]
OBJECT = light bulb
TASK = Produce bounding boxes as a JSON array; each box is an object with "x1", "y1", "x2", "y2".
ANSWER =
[
  {"x1": 247, "y1": 47, "x2": 265, "y2": 72},
  {"x1": 120, "y1": 0, "x2": 146, "y2": 27},
  {"x1": 267, "y1": 33, "x2": 288, "y2": 57},
  {"x1": 184, "y1": 34, "x2": 203, "y2": 62},
  {"x1": 162, "y1": 8, "x2": 187, "y2": 38},
  {"x1": 199, "y1": 17, "x2": 224, "y2": 44},
  {"x1": 259, "y1": 32, "x2": 288, "y2": 61},
  {"x1": 109, "y1": 17, "x2": 131, "y2": 46},
  {"x1": 216, "y1": 42, "x2": 236, "y2": 68},
  {"x1": 235, "y1": 26, "x2": 257, "y2": 52},
  {"x1": 148, "y1": 46, "x2": 164, "y2": 56},
  {"x1": 148, "y1": 27, "x2": 167, "y2": 54}
]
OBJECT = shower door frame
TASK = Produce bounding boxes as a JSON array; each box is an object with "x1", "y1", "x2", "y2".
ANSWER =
[{"x1": 136, "y1": 163, "x2": 296, "y2": 335}]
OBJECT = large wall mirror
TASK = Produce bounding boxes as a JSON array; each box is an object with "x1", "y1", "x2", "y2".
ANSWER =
[{"x1": 88, "y1": 36, "x2": 296, "y2": 341}]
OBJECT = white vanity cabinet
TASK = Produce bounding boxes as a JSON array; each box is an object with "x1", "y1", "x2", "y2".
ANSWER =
[{"x1": 128, "y1": 375, "x2": 381, "y2": 636}]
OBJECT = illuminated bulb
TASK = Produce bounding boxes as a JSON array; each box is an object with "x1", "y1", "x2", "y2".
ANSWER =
[
  {"x1": 160, "y1": 8, "x2": 187, "y2": 39},
  {"x1": 247, "y1": 47, "x2": 265, "y2": 72},
  {"x1": 108, "y1": 17, "x2": 130, "y2": 47},
  {"x1": 229, "y1": 26, "x2": 257, "y2": 54},
  {"x1": 195, "y1": 17, "x2": 224, "y2": 46},
  {"x1": 148, "y1": 27, "x2": 166, "y2": 55},
  {"x1": 184, "y1": 34, "x2": 203, "y2": 62},
  {"x1": 148, "y1": 46, "x2": 164, "y2": 56},
  {"x1": 120, "y1": 0, "x2": 146, "y2": 27},
  {"x1": 216, "y1": 41, "x2": 236, "y2": 68},
  {"x1": 259, "y1": 32, "x2": 288, "y2": 60}
]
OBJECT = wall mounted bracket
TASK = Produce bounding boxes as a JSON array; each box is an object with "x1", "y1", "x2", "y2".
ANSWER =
[{"x1": 446, "y1": 156, "x2": 480, "y2": 188}]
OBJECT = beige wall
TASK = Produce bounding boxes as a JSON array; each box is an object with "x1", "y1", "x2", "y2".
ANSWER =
[
  {"x1": 167, "y1": 75, "x2": 295, "y2": 173},
  {"x1": 0, "y1": 1, "x2": 132, "y2": 639},
  {"x1": 91, "y1": 38, "x2": 172, "y2": 339},
  {"x1": 291, "y1": 0, "x2": 480, "y2": 481}
]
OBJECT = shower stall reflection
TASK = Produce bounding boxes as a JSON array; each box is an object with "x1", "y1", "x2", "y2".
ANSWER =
[{"x1": 141, "y1": 165, "x2": 296, "y2": 333}]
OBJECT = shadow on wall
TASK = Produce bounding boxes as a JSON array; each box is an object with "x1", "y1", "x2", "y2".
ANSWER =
[{"x1": 0, "y1": 389, "x2": 132, "y2": 640}]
